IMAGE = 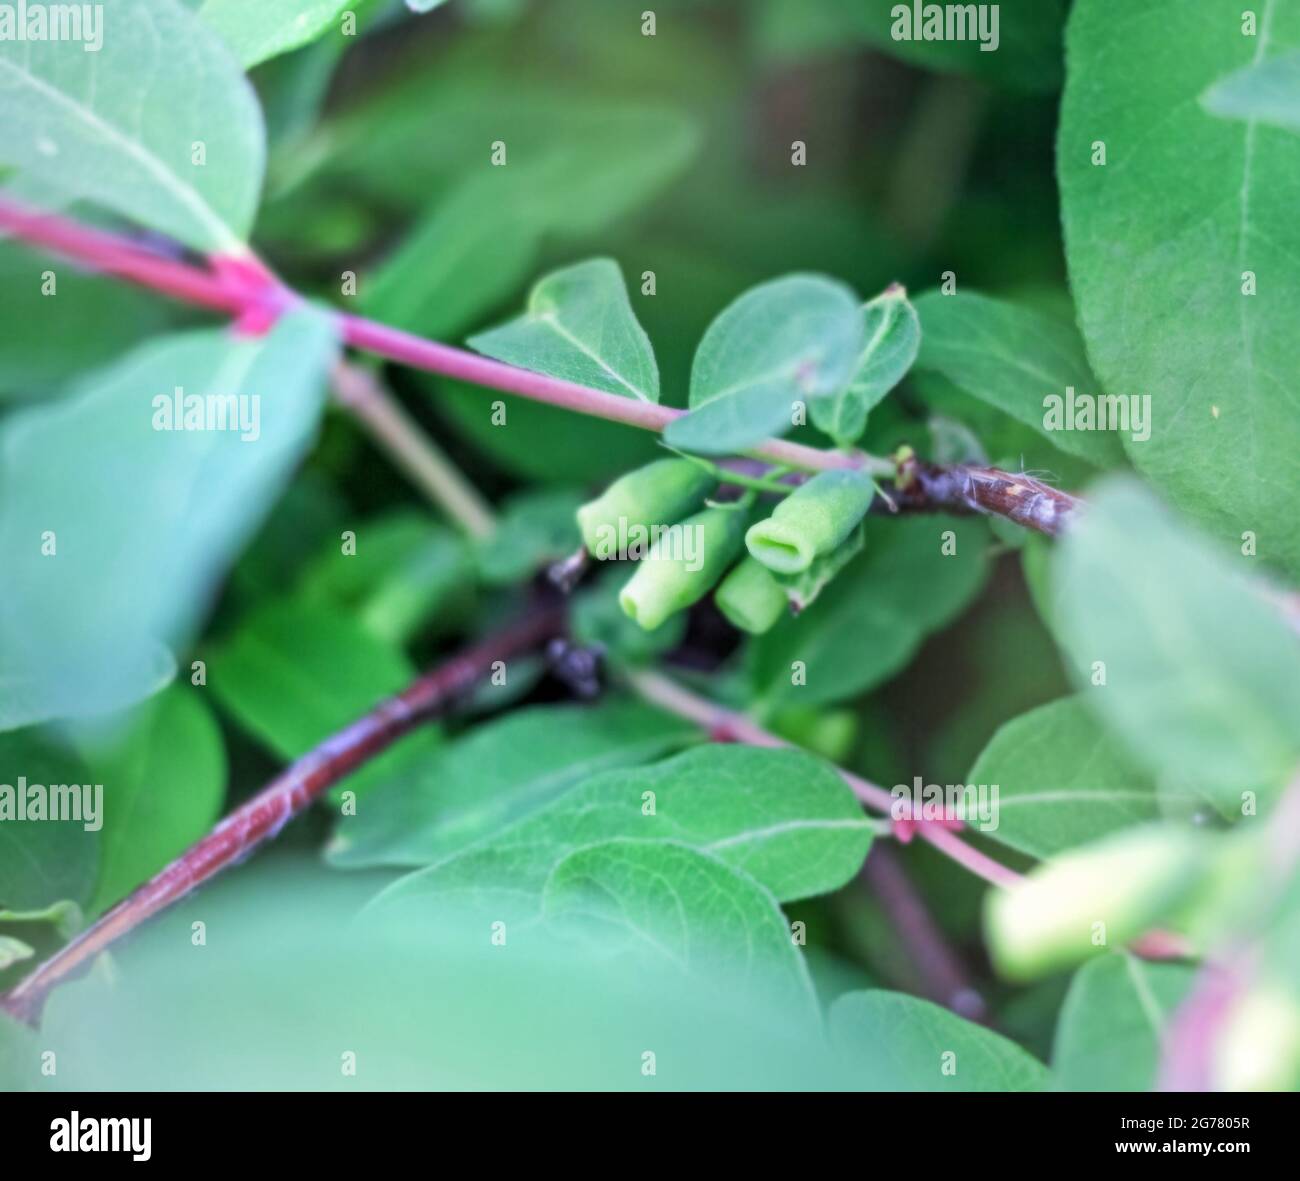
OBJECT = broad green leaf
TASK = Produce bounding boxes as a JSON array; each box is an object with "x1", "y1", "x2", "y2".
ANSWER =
[
  {"x1": 749, "y1": 515, "x2": 988, "y2": 708},
  {"x1": 1203, "y1": 48, "x2": 1300, "y2": 133},
  {"x1": 290, "y1": 64, "x2": 697, "y2": 217},
  {"x1": 1060, "y1": 0, "x2": 1300, "y2": 579},
  {"x1": 664, "y1": 275, "x2": 864, "y2": 455},
  {"x1": 0, "y1": 730, "x2": 99, "y2": 911},
  {"x1": 79, "y1": 687, "x2": 226, "y2": 913},
  {"x1": 0, "y1": 241, "x2": 168, "y2": 401},
  {"x1": 329, "y1": 700, "x2": 699, "y2": 869},
  {"x1": 913, "y1": 291, "x2": 1123, "y2": 467},
  {"x1": 542, "y1": 839, "x2": 820, "y2": 1023},
  {"x1": 0, "y1": 0, "x2": 265, "y2": 253},
  {"x1": 366, "y1": 744, "x2": 873, "y2": 917},
  {"x1": 31, "y1": 857, "x2": 844, "y2": 1089},
  {"x1": 822, "y1": 0, "x2": 1066, "y2": 93},
  {"x1": 362, "y1": 168, "x2": 542, "y2": 342},
  {"x1": 830, "y1": 990, "x2": 1049, "y2": 1091},
  {"x1": 810, "y1": 286, "x2": 920, "y2": 446},
  {"x1": 469, "y1": 259, "x2": 659, "y2": 402},
  {"x1": 1052, "y1": 954, "x2": 1195, "y2": 1091},
  {"x1": 200, "y1": 0, "x2": 356, "y2": 68},
  {"x1": 967, "y1": 697, "x2": 1161, "y2": 858},
  {"x1": 0, "y1": 312, "x2": 338, "y2": 726},
  {"x1": 210, "y1": 596, "x2": 433, "y2": 797},
  {"x1": 296, "y1": 510, "x2": 471, "y2": 645},
  {"x1": 1054, "y1": 478, "x2": 1300, "y2": 813},
  {"x1": 427, "y1": 377, "x2": 660, "y2": 486}
]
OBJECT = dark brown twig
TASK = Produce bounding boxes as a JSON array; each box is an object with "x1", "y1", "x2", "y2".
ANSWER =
[{"x1": 0, "y1": 602, "x2": 566, "y2": 1027}]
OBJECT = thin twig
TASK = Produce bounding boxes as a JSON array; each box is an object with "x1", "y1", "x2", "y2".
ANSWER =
[
  {"x1": 332, "y1": 360, "x2": 497, "y2": 539},
  {"x1": 0, "y1": 195, "x2": 1085, "y2": 527},
  {"x1": 0, "y1": 602, "x2": 566, "y2": 1027},
  {"x1": 861, "y1": 843, "x2": 988, "y2": 1021}
]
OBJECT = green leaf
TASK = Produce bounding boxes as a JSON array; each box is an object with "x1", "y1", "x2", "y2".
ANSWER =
[
  {"x1": 469, "y1": 259, "x2": 659, "y2": 402},
  {"x1": 0, "y1": 241, "x2": 168, "y2": 401},
  {"x1": 749, "y1": 515, "x2": 988, "y2": 708},
  {"x1": 1203, "y1": 47, "x2": 1300, "y2": 134},
  {"x1": 1054, "y1": 478, "x2": 1300, "y2": 812},
  {"x1": 664, "y1": 275, "x2": 864, "y2": 455},
  {"x1": 210, "y1": 596, "x2": 430, "y2": 797},
  {"x1": 199, "y1": 0, "x2": 356, "y2": 68},
  {"x1": 967, "y1": 697, "x2": 1161, "y2": 858},
  {"x1": 362, "y1": 169, "x2": 543, "y2": 342},
  {"x1": 1053, "y1": 954, "x2": 1195, "y2": 1091},
  {"x1": 1060, "y1": 0, "x2": 1300, "y2": 579},
  {"x1": 329, "y1": 699, "x2": 698, "y2": 869},
  {"x1": 79, "y1": 687, "x2": 226, "y2": 914},
  {"x1": 542, "y1": 839, "x2": 820, "y2": 1023},
  {"x1": 0, "y1": 312, "x2": 338, "y2": 727},
  {"x1": 366, "y1": 744, "x2": 873, "y2": 920},
  {"x1": 830, "y1": 990, "x2": 1049, "y2": 1091},
  {"x1": 809, "y1": 286, "x2": 920, "y2": 446},
  {"x1": 913, "y1": 290, "x2": 1123, "y2": 466},
  {"x1": 474, "y1": 487, "x2": 584, "y2": 585},
  {"x1": 296, "y1": 510, "x2": 471, "y2": 645},
  {"x1": 0, "y1": 729, "x2": 99, "y2": 910},
  {"x1": 0, "y1": 0, "x2": 265, "y2": 253}
]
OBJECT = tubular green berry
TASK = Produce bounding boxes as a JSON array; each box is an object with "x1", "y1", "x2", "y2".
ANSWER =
[
  {"x1": 745, "y1": 470, "x2": 874, "y2": 575},
  {"x1": 577, "y1": 459, "x2": 716, "y2": 559},
  {"x1": 714, "y1": 556, "x2": 788, "y2": 635},
  {"x1": 984, "y1": 826, "x2": 1206, "y2": 981},
  {"x1": 618, "y1": 504, "x2": 748, "y2": 631}
]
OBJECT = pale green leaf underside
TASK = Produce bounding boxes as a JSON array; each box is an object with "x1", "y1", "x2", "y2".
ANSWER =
[
  {"x1": 831, "y1": 990, "x2": 1049, "y2": 1091},
  {"x1": 967, "y1": 696, "x2": 1161, "y2": 858},
  {"x1": 913, "y1": 290, "x2": 1122, "y2": 467},
  {"x1": 1053, "y1": 477, "x2": 1300, "y2": 810},
  {"x1": 469, "y1": 258, "x2": 659, "y2": 402},
  {"x1": 542, "y1": 839, "x2": 821, "y2": 1025},
  {"x1": 1060, "y1": 0, "x2": 1300, "y2": 578},
  {"x1": 200, "y1": 0, "x2": 354, "y2": 69},
  {"x1": 1202, "y1": 47, "x2": 1300, "y2": 133},
  {"x1": 810, "y1": 286, "x2": 920, "y2": 446},
  {"x1": 0, "y1": 312, "x2": 338, "y2": 726},
  {"x1": 1052, "y1": 954, "x2": 1195, "y2": 1090},
  {"x1": 665, "y1": 274, "x2": 864, "y2": 454},
  {"x1": 0, "y1": 0, "x2": 265, "y2": 252}
]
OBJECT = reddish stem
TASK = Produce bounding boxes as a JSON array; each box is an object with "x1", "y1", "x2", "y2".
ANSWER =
[
  {"x1": 0, "y1": 195, "x2": 1087, "y2": 521},
  {"x1": 0, "y1": 603, "x2": 565, "y2": 1027}
]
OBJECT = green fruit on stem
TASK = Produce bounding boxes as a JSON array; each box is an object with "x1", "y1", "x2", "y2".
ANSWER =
[
  {"x1": 745, "y1": 470, "x2": 874, "y2": 574},
  {"x1": 618, "y1": 504, "x2": 748, "y2": 631},
  {"x1": 577, "y1": 459, "x2": 716, "y2": 559},
  {"x1": 984, "y1": 825, "x2": 1207, "y2": 981},
  {"x1": 714, "y1": 556, "x2": 788, "y2": 635}
]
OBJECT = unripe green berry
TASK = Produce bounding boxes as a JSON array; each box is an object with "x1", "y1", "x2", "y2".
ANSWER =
[
  {"x1": 618, "y1": 504, "x2": 748, "y2": 631},
  {"x1": 984, "y1": 826, "x2": 1206, "y2": 981},
  {"x1": 745, "y1": 470, "x2": 874, "y2": 575},
  {"x1": 577, "y1": 459, "x2": 716, "y2": 559},
  {"x1": 714, "y1": 556, "x2": 788, "y2": 634}
]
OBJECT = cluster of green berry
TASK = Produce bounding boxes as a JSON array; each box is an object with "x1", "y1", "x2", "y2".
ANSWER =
[{"x1": 575, "y1": 459, "x2": 876, "y2": 635}]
